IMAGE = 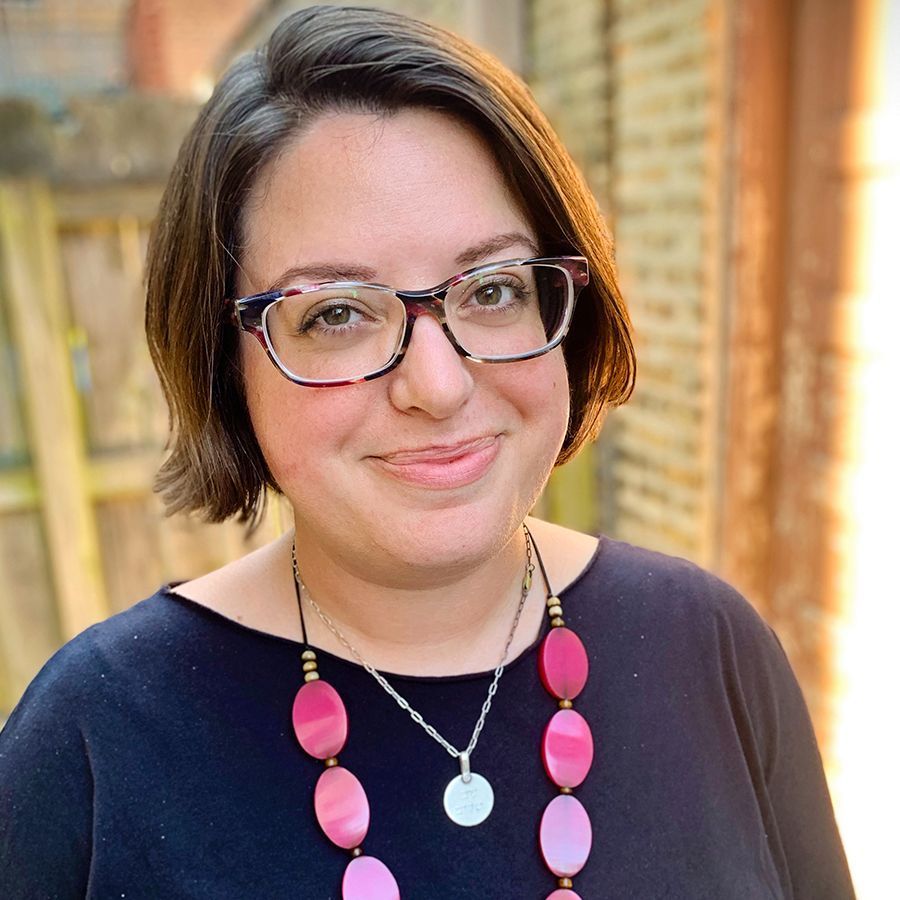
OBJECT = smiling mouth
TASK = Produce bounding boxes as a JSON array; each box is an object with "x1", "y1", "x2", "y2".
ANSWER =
[{"x1": 371, "y1": 435, "x2": 501, "y2": 488}]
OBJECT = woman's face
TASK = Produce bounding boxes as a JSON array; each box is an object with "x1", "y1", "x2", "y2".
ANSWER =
[{"x1": 238, "y1": 108, "x2": 570, "y2": 582}]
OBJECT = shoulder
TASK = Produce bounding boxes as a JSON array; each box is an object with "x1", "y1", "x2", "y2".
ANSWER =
[
  {"x1": 570, "y1": 539, "x2": 807, "y2": 756},
  {"x1": 0, "y1": 591, "x2": 188, "y2": 892},
  {"x1": 57, "y1": 586, "x2": 190, "y2": 665},
  {"x1": 570, "y1": 536, "x2": 785, "y2": 670},
  {"x1": 585, "y1": 536, "x2": 765, "y2": 617},
  {"x1": 522, "y1": 520, "x2": 778, "y2": 658},
  {"x1": 2, "y1": 588, "x2": 194, "y2": 730}
]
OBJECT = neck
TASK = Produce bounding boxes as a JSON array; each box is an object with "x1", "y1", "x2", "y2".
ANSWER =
[{"x1": 288, "y1": 523, "x2": 545, "y2": 677}]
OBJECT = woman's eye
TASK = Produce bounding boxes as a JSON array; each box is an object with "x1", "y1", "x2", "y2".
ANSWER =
[
  {"x1": 467, "y1": 280, "x2": 522, "y2": 308},
  {"x1": 299, "y1": 301, "x2": 367, "y2": 333},
  {"x1": 473, "y1": 284, "x2": 508, "y2": 306},
  {"x1": 319, "y1": 305, "x2": 353, "y2": 326},
  {"x1": 451, "y1": 276, "x2": 530, "y2": 322}
]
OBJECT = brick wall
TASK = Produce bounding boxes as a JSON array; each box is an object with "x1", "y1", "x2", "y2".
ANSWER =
[
  {"x1": 529, "y1": 0, "x2": 725, "y2": 563},
  {"x1": 609, "y1": 0, "x2": 724, "y2": 563},
  {"x1": 128, "y1": 0, "x2": 262, "y2": 97},
  {"x1": 527, "y1": 0, "x2": 612, "y2": 203}
]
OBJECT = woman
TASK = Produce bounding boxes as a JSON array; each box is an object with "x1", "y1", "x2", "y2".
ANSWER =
[{"x1": 0, "y1": 6, "x2": 853, "y2": 898}]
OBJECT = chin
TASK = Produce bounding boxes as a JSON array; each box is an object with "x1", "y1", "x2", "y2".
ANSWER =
[{"x1": 376, "y1": 489, "x2": 535, "y2": 568}]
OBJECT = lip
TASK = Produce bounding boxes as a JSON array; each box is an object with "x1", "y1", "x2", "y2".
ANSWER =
[{"x1": 370, "y1": 435, "x2": 501, "y2": 489}]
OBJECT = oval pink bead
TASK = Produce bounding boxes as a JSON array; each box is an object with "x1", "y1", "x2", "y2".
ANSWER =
[
  {"x1": 342, "y1": 855, "x2": 400, "y2": 900},
  {"x1": 314, "y1": 766, "x2": 370, "y2": 849},
  {"x1": 293, "y1": 680, "x2": 348, "y2": 759},
  {"x1": 546, "y1": 891, "x2": 582, "y2": 900},
  {"x1": 539, "y1": 626, "x2": 589, "y2": 700},
  {"x1": 542, "y1": 709, "x2": 595, "y2": 788},
  {"x1": 539, "y1": 794, "x2": 593, "y2": 877}
]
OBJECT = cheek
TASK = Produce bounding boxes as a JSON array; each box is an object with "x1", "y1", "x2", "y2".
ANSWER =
[
  {"x1": 240, "y1": 335, "x2": 365, "y2": 483},
  {"x1": 543, "y1": 356, "x2": 572, "y2": 461},
  {"x1": 240, "y1": 336, "x2": 283, "y2": 438},
  {"x1": 533, "y1": 352, "x2": 571, "y2": 429},
  {"x1": 240, "y1": 338, "x2": 310, "y2": 481},
  {"x1": 495, "y1": 350, "x2": 570, "y2": 454}
]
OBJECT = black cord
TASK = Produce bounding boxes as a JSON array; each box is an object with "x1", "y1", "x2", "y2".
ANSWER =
[
  {"x1": 524, "y1": 524, "x2": 554, "y2": 600},
  {"x1": 291, "y1": 542, "x2": 310, "y2": 647}
]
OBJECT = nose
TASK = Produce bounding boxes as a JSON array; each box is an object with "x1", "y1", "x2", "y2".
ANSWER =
[{"x1": 386, "y1": 311, "x2": 474, "y2": 418}]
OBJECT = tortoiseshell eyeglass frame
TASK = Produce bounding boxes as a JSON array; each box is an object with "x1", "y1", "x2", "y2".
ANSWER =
[{"x1": 228, "y1": 256, "x2": 589, "y2": 387}]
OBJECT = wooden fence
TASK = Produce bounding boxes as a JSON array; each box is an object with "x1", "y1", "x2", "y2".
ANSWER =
[
  {"x1": 0, "y1": 178, "x2": 282, "y2": 715},
  {"x1": 0, "y1": 177, "x2": 597, "y2": 717}
]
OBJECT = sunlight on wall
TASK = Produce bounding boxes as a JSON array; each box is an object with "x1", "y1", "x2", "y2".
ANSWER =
[{"x1": 829, "y1": 4, "x2": 900, "y2": 896}]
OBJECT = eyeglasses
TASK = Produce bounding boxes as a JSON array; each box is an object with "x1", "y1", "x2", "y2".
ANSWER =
[{"x1": 230, "y1": 256, "x2": 588, "y2": 387}]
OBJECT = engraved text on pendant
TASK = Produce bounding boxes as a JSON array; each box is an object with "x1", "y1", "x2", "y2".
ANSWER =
[{"x1": 443, "y1": 772, "x2": 494, "y2": 826}]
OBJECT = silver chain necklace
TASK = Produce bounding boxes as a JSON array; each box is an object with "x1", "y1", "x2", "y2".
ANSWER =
[{"x1": 291, "y1": 527, "x2": 535, "y2": 827}]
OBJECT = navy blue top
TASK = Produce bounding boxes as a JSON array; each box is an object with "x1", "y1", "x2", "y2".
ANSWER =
[{"x1": 0, "y1": 538, "x2": 854, "y2": 898}]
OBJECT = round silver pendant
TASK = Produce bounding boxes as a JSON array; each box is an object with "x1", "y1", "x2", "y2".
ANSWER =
[{"x1": 443, "y1": 772, "x2": 494, "y2": 827}]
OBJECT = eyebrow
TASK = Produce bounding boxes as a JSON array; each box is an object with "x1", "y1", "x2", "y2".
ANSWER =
[
  {"x1": 453, "y1": 231, "x2": 540, "y2": 268},
  {"x1": 265, "y1": 263, "x2": 379, "y2": 292},
  {"x1": 264, "y1": 231, "x2": 540, "y2": 293}
]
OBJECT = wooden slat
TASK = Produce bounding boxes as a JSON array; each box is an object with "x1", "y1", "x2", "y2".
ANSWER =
[
  {"x1": 0, "y1": 448, "x2": 161, "y2": 513},
  {"x1": 88, "y1": 449, "x2": 160, "y2": 500},
  {"x1": 0, "y1": 510, "x2": 62, "y2": 711},
  {"x1": 0, "y1": 467, "x2": 40, "y2": 513},
  {"x1": 96, "y1": 498, "x2": 163, "y2": 614},
  {"x1": 0, "y1": 179, "x2": 108, "y2": 637},
  {"x1": 58, "y1": 218, "x2": 159, "y2": 452},
  {"x1": 0, "y1": 278, "x2": 29, "y2": 465},
  {"x1": 52, "y1": 182, "x2": 163, "y2": 229}
]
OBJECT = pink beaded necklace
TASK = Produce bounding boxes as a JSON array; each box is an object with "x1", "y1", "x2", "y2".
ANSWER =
[{"x1": 290, "y1": 527, "x2": 594, "y2": 899}]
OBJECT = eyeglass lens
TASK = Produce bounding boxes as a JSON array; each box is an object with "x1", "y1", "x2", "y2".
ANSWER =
[{"x1": 261, "y1": 263, "x2": 571, "y2": 382}]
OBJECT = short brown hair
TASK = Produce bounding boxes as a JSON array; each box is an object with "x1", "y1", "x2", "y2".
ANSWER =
[{"x1": 145, "y1": 4, "x2": 635, "y2": 525}]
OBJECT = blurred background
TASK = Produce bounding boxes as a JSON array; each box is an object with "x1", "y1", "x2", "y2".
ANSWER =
[{"x1": 0, "y1": 0, "x2": 897, "y2": 894}]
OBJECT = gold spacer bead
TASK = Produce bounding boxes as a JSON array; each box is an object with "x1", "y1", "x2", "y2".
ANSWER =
[
  {"x1": 547, "y1": 604, "x2": 564, "y2": 618},
  {"x1": 302, "y1": 660, "x2": 318, "y2": 673},
  {"x1": 301, "y1": 649, "x2": 317, "y2": 661},
  {"x1": 350, "y1": 846, "x2": 363, "y2": 858},
  {"x1": 559, "y1": 786, "x2": 573, "y2": 794},
  {"x1": 304, "y1": 671, "x2": 320, "y2": 682},
  {"x1": 551, "y1": 617, "x2": 565, "y2": 628},
  {"x1": 546, "y1": 595, "x2": 561, "y2": 608},
  {"x1": 558, "y1": 877, "x2": 574, "y2": 888},
  {"x1": 325, "y1": 757, "x2": 339, "y2": 767},
  {"x1": 558, "y1": 698, "x2": 574, "y2": 709}
]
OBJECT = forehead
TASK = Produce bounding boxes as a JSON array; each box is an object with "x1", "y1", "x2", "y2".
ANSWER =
[{"x1": 237, "y1": 108, "x2": 535, "y2": 293}]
